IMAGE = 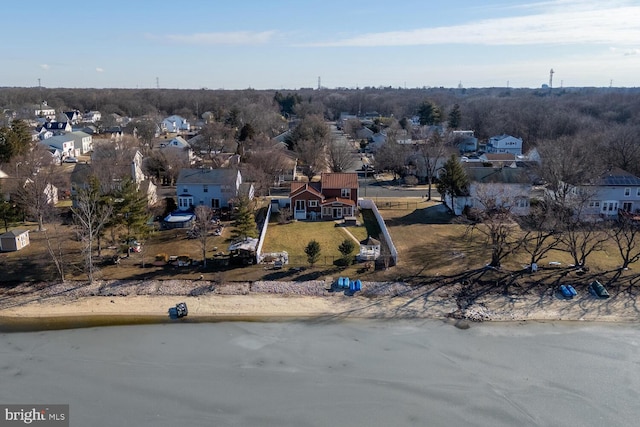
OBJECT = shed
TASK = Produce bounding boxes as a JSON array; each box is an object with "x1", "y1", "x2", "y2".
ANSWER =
[
  {"x1": 358, "y1": 236, "x2": 380, "y2": 261},
  {"x1": 0, "y1": 229, "x2": 30, "y2": 252}
]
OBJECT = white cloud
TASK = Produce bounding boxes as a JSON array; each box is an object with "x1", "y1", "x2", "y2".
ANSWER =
[
  {"x1": 96, "y1": 67, "x2": 104, "y2": 73},
  {"x1": 308, "y1": 2, "x2": 640, "y2": 47},
  {"x1": 154, "y1": 30, "x2": 277, "y2": 45},
  {"x1": 39, "y1": 64, "x2": 50, "y2": 70}
]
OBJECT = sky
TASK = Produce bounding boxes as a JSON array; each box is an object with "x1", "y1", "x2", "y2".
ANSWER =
[{"x1": 3, "y1": 0, "x2": 639, "y2": 90}]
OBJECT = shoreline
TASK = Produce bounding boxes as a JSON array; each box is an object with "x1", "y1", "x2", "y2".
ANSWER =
[{"x1": 1, "y1": 279, "x2": 639, "y2": 331}]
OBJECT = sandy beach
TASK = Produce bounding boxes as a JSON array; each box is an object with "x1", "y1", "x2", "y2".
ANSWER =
[{"x1": 1, "y1": 278, "x2": 638, "y2": 329}]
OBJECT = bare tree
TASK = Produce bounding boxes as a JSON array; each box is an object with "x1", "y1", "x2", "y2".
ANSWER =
[
  {"x1": 416, "y1": 133, "x2": 449, "y2": 200},
  {"x1": 44, "y1": 225, "x2": 66, "y2": 282},
  {"x1": 12, "y1": 146, "x2": 59, "y2": 231},
  {"x1": 327, "y1": 138, "x2": 356, "y2": 172},
  {"x1": 296, "y1": 139, "x2": 327, "y2": 180},
  {"x1": 462, "y1": 183, "x2": 524, "y2": 268},
  {"x1": 72, "y1": 178, "x2": 113, "y2": 283},
  {"x1": 374, "y1": 140, "x2": 410, "y2": 181},
  {"x1": 608, "y1": 215, "x2": 640, "y2": 279},
  {"x1": 558, "y1": 219, "x2": 608, "y2": 268},
  {"x1": 517, "y1": 202, "x2": 562, "y2": 267},
  {"x1": 194, "y1": 205, "x2": 215, "y2": 267}
]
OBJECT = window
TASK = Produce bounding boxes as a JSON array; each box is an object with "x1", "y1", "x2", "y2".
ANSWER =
[
  {"x1": 308, "y1": 200, "x2": 318, "y2": 207},
  {"x1": 341, "y1": 188, "x2": 351, "y2": 198},
  {"x1": 637, "y1": 188, "x2": 640, "y2": 197},
  {"x1": 211, "y1": 199, "x2": 220, "y2": 208},
  {"x1": 625, "y1": 188, "x2": 631, "y2": 196},
  {"x1": 588, "y1": 201, "x2": 601, "y2": 208},
  {"x1": 203, "y1": 185, "x2": 208, "y2": 193},
  {"x1": 182, "y1": 187, "x2": 188, "y2": 193},
  {"x1": 178, "y1": 196, "x2": 193, "y2": 209}
]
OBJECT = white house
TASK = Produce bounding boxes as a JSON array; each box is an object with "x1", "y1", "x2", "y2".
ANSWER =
[
  {"x1": 68, "y1": 131, "x2": 93, "y2": 154},
  {"x1": 486, "y1": 134, "x2": 523, "y2": 155},
  {"x1": 445, "y1": 166, "x2": 532, "y2": 216},
  {"x1": 161, "y1": 136, "x2": 197, "y2": 164},
  {"x1": 557, "y1": 167, "x2": 640, "y2": 219},
  {"x1": 39, "y1": 134, "x2": 76, "y2": 158},
  {"x1": 175, "y1": 168, "x2": 249, "y2": 211},
  {"x1": 31, "y1": 102, "x2": 56, "y2": 120},
  {"x1": 162, "y1": 115, "x2": 190, "y2": 133},
  {"x1": 83, "y1": 111, "x2": 102, "y2": 123}
]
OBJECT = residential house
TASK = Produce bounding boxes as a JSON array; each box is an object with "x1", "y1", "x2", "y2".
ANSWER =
[
  {"x1": 83, "y1": 111, "x2": 102, "y2": 123},
  {"x1": 102, "y1": 126, "x2": 124, "y2": 141},
  {"x1": 31, "y1": 102, "x2": 56, "y2": 120},
  {"x1": 175, "y1": 168, "x2": 249, "y2": 211},
  {"x1": 478, "y1": 153, "x2": 517, "y2": 167},
  {"x1": 564, "y1": 168, "x2": 640, "y2": 219},
  {"x1": 68, "y1": 131, "x2": 93, "y2": 154},
  {"x1": 160, "y1": 136, "x2": 197, "y2": 164},
  {"x1": 43, "y1": 121, "x2": 72, "y2": 133},
  {"x1": 0, "y1": 229, "x2": 30, "y2": 252},
  {"x1": 486, "y1": 134, "x2": 523, "y2": 155},
  {"x1": 445, "y1": 166, "x2": 532, "y2": 216},
  {"x1": 452, "y1": 130, "x2": 478, "y2": 153},
  {"x1": 86, "y1": 144, "x2": 157, "y2": 206},
  {"x1": 63, "y1": 110, "x2": 82, "y2": 124},
  {"x1": 356, "y1": 127, "x2": 374, "y2": 141},
  {"x1": 39, "y1": 134, "x2": 76, "y2": 158},
  {"x1": 290, "y1": 172, "x2": 359, "y2": 220},
  {"x1": 162, "y1": 115, "x2": 190, "y2": 133}
]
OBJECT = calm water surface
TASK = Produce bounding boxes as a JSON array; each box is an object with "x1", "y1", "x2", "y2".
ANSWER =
[{"x1": 1, "y1": 320, "x2": 639, "y2": 427}]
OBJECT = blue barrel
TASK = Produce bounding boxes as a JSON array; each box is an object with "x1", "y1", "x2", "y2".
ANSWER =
[
  {"x1": 349, "y1": 280, "x2": 355, "y2": 291},
  {"x1": 344, "y1": 277, "x2": 350, "y2": 289},
  {"x1": 355, "y1": 279, "x2": 362, "y2": 291}
]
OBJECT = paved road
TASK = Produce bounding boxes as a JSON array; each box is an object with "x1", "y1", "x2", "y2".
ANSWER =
[{"x1": 331, "y1": 123, "x2": 441, "y2": 200}]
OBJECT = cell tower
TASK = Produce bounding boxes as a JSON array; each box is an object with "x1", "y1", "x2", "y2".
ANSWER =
[
  {"x1": 156, "y1": 77, "x2": 160, "y2": 89},
  {"x1": 549, "y1": 68, "x2": 554, "y2": 89},
  {"x1": 317, "y1": 76, "x2": 321, "y2": 90}
]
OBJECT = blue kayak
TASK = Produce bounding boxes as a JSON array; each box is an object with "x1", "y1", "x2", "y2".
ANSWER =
[{"x1": 559, "y1": 285, "x2": 573, "y2": 298}]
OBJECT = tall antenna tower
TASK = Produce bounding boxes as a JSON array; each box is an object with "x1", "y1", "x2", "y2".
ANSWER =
[
  {"x1": 317, "y1": 76, "x2": 321, "y2": 90},
  {"x1": 156, "y1": 77, "x2": 160, "y2": 89},
  {"x1": 549, "y1": 68, "x2": 554, "y2": 89}
]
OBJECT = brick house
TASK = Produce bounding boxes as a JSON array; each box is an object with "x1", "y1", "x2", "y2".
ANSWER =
[{"x1": 290, "y1": 172, "x2": 359, "y2": 220}]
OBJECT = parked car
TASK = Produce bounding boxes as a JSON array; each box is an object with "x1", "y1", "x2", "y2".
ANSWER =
[{"x1": 64, "y1": 156, "x2": 78, "y2": 163}]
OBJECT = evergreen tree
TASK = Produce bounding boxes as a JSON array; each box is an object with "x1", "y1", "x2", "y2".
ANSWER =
[
  {"x1": 417, "y1": 101, "x2": 442, "y2": 126},
  {"x1": 436, "y1": 154, "x2": 469, "y2": 212},
  {"x1": 231, "y1": 195, "x2": 258, "y2": 240},
  {"x1": 0, "y1": 120, "x2": 32, "y2": 163},
  {"x1": 338, "y1": 239, "x2": 356, "y2": 265},
  {"x1": 112, "y1": 177, "x2": 149, "y2": 242},
  {"x1": 304, "y1": 240, "x2": 321, "y2": 266},
  {"x1": 448, "y1": 104, "x2": 462, "y2": 129}
]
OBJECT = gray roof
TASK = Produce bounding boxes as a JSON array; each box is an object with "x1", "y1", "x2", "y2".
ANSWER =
[
  {"x1": 0, "y1": 229, "x2": 28, "y2": 238},
  {"x1": 597, "y1": 168, "x2": 640, "y2": 186},
  {"x1": 177, "y1": 168, "x2": 239, "y2": 185},
  {"x1": 465, "y1": 166, "x2": 531, "y2": 184}
]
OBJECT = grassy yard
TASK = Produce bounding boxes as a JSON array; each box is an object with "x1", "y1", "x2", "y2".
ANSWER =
[
  {"x1": 381, "y1": 201, "x2": 628, "y2": 280},
  {"x1": 2, "y1": 199, "x2": 637, "y2": 287},
  {"x1": 261, "y1": 217, "x2": 369, "y2": 266}
]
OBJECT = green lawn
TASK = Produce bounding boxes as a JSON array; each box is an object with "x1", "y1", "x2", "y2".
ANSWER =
[{"x1": 262, "y1": 220, "x2": 367, "y2": 265}]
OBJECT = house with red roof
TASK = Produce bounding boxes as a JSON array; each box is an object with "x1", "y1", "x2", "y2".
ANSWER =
[{"x1": 289, "y1": 172, "x2": 359, "y2": 220}]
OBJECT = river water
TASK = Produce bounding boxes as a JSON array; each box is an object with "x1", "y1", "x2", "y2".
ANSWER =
[{"x1": 1, "y1": 320, "x2": 639, "y2": 427}]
